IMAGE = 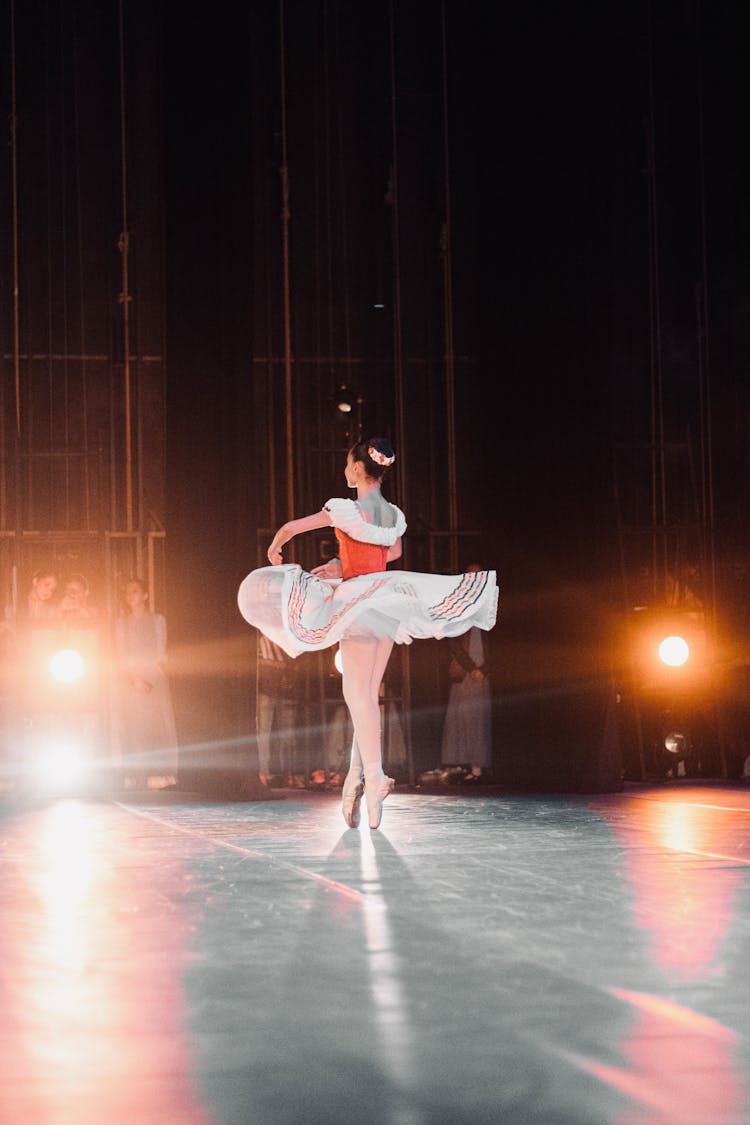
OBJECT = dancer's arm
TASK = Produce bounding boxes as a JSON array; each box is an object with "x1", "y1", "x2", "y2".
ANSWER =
[
  {"x1": 267, "y1": 510, "x2": 332, "y2": 565},
  {"x1": 311, "y1": 557, "x2": 342, "y2": 578},
  {"x1": 386, "y1": 538, "x2": 402, "y2": 563}
]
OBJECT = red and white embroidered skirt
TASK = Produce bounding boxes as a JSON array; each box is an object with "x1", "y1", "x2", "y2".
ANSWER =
[{"x1": 238, "y1": 565, "x2": 498, "y2": 658}]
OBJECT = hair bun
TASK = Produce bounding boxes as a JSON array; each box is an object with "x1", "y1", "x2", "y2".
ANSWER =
[{"x1": 368, "y1": 445, "x2": 395, "y2": 466}]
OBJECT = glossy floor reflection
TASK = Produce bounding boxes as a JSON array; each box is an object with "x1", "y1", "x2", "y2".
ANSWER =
[{"x1": 2, "y1": 781, "x2": 750, "y2": 1124}]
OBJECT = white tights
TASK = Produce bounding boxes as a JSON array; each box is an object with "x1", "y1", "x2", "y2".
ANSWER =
[{"x1": 339, "y1": 635, "x2": 394, "y2": 784}]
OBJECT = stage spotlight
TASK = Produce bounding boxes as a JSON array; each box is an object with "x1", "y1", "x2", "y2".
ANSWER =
[
  {"x1": 33, "y1": 737, "x2": 88, "y2": 787},
  {"x1": 334, "y1": 384, "x2": 362, "y2": 416},
  {"x1": 49, "y1": 647, "x2": 85, "y2": 684},
  {"x1": 664, "y1": 731, "x2": 688, "y2": 755},
  {"x1": 658, "y1": 635, "x2": 689, "y2": 668}
]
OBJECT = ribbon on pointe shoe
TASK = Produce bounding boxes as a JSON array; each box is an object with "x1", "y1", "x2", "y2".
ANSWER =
[
  {"x1": 366, "y1": 775, "x2": 395, "y2": 830},
  {"x1": 342, "y1": 773, "x2": 364, "y2": 829}
]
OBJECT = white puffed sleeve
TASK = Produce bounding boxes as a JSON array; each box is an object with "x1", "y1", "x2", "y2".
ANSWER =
[{"x1": 323, "y1": 498, "x2": 407, "y2": 546}]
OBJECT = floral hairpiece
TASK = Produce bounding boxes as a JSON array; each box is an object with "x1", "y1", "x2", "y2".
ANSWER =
[{"x1": 368, "y1": 446, "x2": 395, "y2": 466}]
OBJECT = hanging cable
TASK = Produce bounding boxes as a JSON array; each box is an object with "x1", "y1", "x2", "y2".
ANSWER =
[
  {"x1": 118, "y1": 0, "x2": 134, "y2": 532},
  {"x1": 646, "y1": 0, "x2": 667, "y2": 593},
  {"x1": 311, "y1": 12, "x2": 324, "y2": 463},
  {"x1": 58, "y1": 0, "x2": 72, "y2": 529},
  {"x1": 387, "y1": 0, "x2": 414, "y2": 786},
  {"x1": 279, "y1": 0, "x2": 295, "y2": 523},
  {"x1": 72, "y1": 2, "x2": 91, "y2": 528},
  {"x1": 441, "y1": 0, "x2": 457, "y2": 571},
  {"x1": 694, "y1": 0, "x2": 715, "y2": 609},
  {"x1": 44, "y1": 10, "x2": 55, "y2": 525},
  {"x1": 5, "y1": 0, "x2": 20, "y2": 543},
  {"x1": 388, "y1": 0, "x2": 405, "y2": 507},
  {"x1": 10, "y1": 0, "x2": 20, "y2": 440},
  {"x1": 322, "y1": 2, "x2": 335, "y2": 386},
  {"x1": 693, "y1": 0, "x2": 724, "y2": 776},
  {"x1": 333, "y1": 9, "x2": 354, "y2": 423}
]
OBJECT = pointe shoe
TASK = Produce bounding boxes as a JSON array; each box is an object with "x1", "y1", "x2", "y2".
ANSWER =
[
  {"x1": 342, "y1": 773, "x2": 365, "y2": 828},
  {"x1": 366, "y1": 774, "x2": 395, "y2": 830}
]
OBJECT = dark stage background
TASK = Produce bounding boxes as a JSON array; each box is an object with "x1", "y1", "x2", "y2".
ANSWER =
[
  {"x1": 165, "y1": 0, "x2": 750, "y2": 606},
  {"x1": 1, "y1": 0, "x2": 749, "y2": 784}
]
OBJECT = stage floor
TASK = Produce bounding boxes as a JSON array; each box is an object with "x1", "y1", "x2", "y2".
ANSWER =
[{"x1": 1, "y1": 780, "x2": 749, "y2": 1124}]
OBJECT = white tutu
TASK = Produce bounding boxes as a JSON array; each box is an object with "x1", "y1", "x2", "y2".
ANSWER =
[{"x1": 237, "y1": 564, "x2": 498, "y2": 659}]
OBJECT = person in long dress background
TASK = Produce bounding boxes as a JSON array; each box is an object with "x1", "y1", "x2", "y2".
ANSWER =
[
  {"x1": 115, "y1": 578, "x2": 179, "y2": 789},
  {"x1": 440, "y1": 564, "x2": 493, "y2": 781},
  {"x1": 256, "y1": 635, "x2": 298, "y2": 786}
]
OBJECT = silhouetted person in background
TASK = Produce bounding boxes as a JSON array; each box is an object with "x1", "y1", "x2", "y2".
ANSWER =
[
  {"x1": 115, "y1": 578, "x2": 178, "y2": 790},
  {"x1": 256, "y1": 635, "x2": 298, "y2": 786},
  {"x1": 58, "y1": 573, "x2": 100, "y2": 623},
  {"x1": 440, "y1": 563, "x2": 493, "y2": 781},
  {"x1": 24, "y1": 568, "x2": 59, "y2": 622},
  {"x1": 667, "y1": 560, "x2": 704, "y2": 612}
]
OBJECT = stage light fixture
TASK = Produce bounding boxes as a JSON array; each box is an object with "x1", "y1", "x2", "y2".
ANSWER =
[
  {"x1": 49, "y1": 647, "x2": 85, "y2": 684},
  {"x1": 334, "y1": 384, "x2": 362, "y2": 416},
  {"x1": 33, "y1": 737, "x2": 88, "y2": 786},
  {"x1": 658, "y1": 635, "x2": 689, "y2": 668},
  {"x1": 664, "y1": 731, "x2": 687, "y2": 755}
]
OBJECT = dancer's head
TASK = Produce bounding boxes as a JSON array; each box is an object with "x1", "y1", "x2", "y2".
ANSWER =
[
  {"x1": 346, "y1": 436, "x2": 396, "y2": 485},
  {"x1": 64, "y1": 573, "x2": 90, "y2": 600},
  {"x1": 29, "y1": 568, "x2": 58, "y2": 603},
  {"x1": 124, "y1": 577, "x2": 149, "y2": 613}
]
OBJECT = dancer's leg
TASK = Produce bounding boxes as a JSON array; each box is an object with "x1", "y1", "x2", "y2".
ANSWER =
[
  {"x1": 345, "y1": 637, "x2": 393, "y2": 774},
  {"x1": 341, "y1": 729, "x2": 364, "y2": 828},
  {"x1": 340, "y1": 637, "x2": 392, "y2": 776},
  {"x1": 344, "y1": 652, "x2": 386, "y2": 783},
  {"x1": 340, "y1": 636, "x2": 395, "y2": 827},
  {"x1": 256, "y1": 691, "x2": 274, "y2": 781},
  {"x1": 370, "y1": 636, "x2": 395, "y2": 709},
  {"x1": 339, "y1": 638, "x2": 373, "y2": 827},
  {"x1": 347, "y1": 732, "x2": 362, "y2": 778}
]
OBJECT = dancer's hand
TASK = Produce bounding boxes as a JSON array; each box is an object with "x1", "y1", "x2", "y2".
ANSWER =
[
  {"x1": 267, "y1": 537, "x2": 284, "y2": 565},
  {"x1": 311, "y1": 558, "x2": 342, "y2": 579}
]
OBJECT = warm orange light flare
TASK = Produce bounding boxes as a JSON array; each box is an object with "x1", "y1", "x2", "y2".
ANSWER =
[
  {"x1": 49, "y1": 647, "x2": 85, "y2": 683},
  {"x1": 0, "y1": 800, "x2": 213, "y2": 1124},
  {"x1": 579, "y1": 989, "x2": 744, "y2": 1125},
  {"x1": 658, "y1": 635, "x2": 689, "y2": 667},
  {"x1": 597, "y1": 796, "x2": 742, "y2": 978}
]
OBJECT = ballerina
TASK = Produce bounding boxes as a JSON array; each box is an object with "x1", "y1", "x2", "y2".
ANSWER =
[{"x1": 238, "y1": 436, "x2": 498, "y2": 830}]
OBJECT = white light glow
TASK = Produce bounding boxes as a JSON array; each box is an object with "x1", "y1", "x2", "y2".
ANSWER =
[
  {"x1": 34, "y1": 739, "x2": 88, "y2": 787},
  {"x1": 664, "y1": 731, "x2": 687, "y2": 755},
  {"x1": 334, "y1": 647, "x2": 343, "y2": 674},
  {"x1": 49, "y1": 648, "x2": 85, "y2": 683},
  {"x1": 658, "y1": 635, "x2": 689, "y2": 667}
]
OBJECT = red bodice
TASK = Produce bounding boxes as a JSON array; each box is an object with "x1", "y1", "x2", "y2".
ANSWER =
[{"x1": 335, "y1": 529, "x2": 388, "y2": 580}]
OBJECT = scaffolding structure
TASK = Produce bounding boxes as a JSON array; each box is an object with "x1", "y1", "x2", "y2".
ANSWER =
[
  {"x1": 0, "y1": 2, "x2": 488, "y2": 787},
  {"x1": 611, "y1": 9, "x2": 727, "y2": 779},
  {"x1": 0, "y1": 1, "x2": 167, "y2": 620},
  {"x1": 244, "y1": 1, "x2": 485, "y2": 784}
]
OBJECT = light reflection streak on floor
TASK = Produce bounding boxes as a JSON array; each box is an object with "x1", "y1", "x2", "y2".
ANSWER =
[
  {"x1": 575, "y1": 989, "x2": 743, "y2": 1125},
  {"x1": 359, "y1": 829, "x2": 416, "y2": 1104},
  {"x1": 596, "y1": 793, "x2": 745, "y2": 980},
  {"x1": 588, "y1": 790, "x2": 749, "y2": 1124},
  {"x1": 0, "y1": 799, "x2": 214, "y2": 1125},
  {"x1": 2, "y1": 783, "x2": 750, "y2": 1123}
]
